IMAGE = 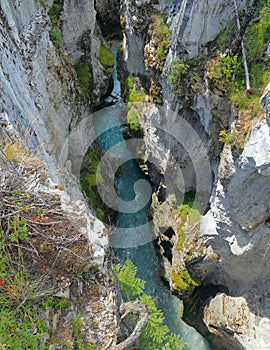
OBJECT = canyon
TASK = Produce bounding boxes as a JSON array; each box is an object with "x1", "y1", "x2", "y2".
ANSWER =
[{"x1": 0, "y1": 0, "x2": 270, "y2": 349}]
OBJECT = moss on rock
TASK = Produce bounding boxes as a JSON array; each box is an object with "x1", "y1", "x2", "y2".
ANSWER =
[
  {"x1": 98, "y1": 43, "x2": 114, "y2": 74},
  {"x1": 172, "y1": 268, "x2": 200, "y2": 292}
]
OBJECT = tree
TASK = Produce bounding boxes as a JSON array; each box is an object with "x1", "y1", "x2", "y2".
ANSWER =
[{"x1": 114, "y1": 260, "x2": 185, "y2": 350}]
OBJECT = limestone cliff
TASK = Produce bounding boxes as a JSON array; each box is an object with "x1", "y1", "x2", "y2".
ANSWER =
[
  {"x1": 199, "y1": 87, "x2": 270, "y2": 350},
  {"x1": 0, "y1": 0, "x2": 114, "y2": 254},
  {"x1": 1, "y1": 0, "x2": 270, "y2": 349},
  {"x1": 0, "y1": 0, "x2": 119, "y2": 348}
]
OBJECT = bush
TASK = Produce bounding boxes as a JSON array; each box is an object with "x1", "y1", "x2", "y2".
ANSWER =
[
  {"x1": 151, "y1": 14, "x2": 170, "y2": 63},
  {"x1": 127, "y1": 108, "x2": 141, "y2": 131},
  {"x1": 49, "y1": 28, "x2": 63, "y2": 48},
  {"x1": 126, "y1": 75, "x2": 134, "y2": 90},
  {"x1": 75, "y1": 64, "x2": 93, "y2": 100},
  {"x1": 175, "y1": 202, "x2": 201, "y2": 251},
  {"x1": 48, "y1": 0, "x2": 64, "y2": 26},
  {"x1": 80, "y1": 147, "x2": 104, "y2": 220},
  {"x1": 139, "y1": 294, "x2": 169, "y2": 349},
  {"x1": 145, "y1": 13, "x2": 171, "y2": 71},
  {"x1": 172, "y1": 268, "x2": 200, "y2": 292},
  {"x1": 168, "y1": 58, "x2": 190, "y2": 93},
  {"x1": 48, "y1": 0, "x2": 64, "y2": 48},
  {"x1": 218, "y1": 130, "x2": 236, "y2": 145},
  {"x1": 0, "y1": 309, "x2": 40, "y2": 349},
  {"x1": 206, "y1": 50, "x2": 238, "y2": 92},
  {"x1": 128, "y1": 90, "x2": 146, "y2": 103},
  {"x1": 114, "y1": 260, "x2": 145, "y2": 298},
  {"x1": 115, "y1": 260, "x2": 185, "y2": 349},
  {"x1": 98, "y1": 43, "x2": 114, "y2": 74}
]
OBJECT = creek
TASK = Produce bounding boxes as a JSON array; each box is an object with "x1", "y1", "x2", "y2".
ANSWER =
[{"x1": 92, "y1": 43, "x2": 211, "y2": 350}]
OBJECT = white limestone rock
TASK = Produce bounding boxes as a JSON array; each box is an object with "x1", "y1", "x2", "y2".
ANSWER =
[{"x1": 204, "y1": 293, "x2": 270, "y2": 350}]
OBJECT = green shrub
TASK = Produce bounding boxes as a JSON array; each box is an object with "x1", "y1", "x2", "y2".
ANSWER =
[
  {"x1": 177, "y1": 204, "x2": 201, "y2": 224},
  {"x1": 139, "y1": 294, "x2": 185, "y2": 349},
  {"x1": 114, "y1": 260, "x2": 145, "y2": 298},
  {"x1": 206, "y1": 50, "x2": 238, "y2": 91},
  {"x1": 146, "y1": 13, "x2": 171, "y2": 71},
  {"x1": 172, "y1": 268, "x2": 200, "y2": 291},
  {"x1": 48, "y1": 0, "x2": 64, "y2": 26},
  {"x1": 49, "y1": 28, "x2": 63, "y2": 48},
  {"x1": 126, "y1": 75, "x2": 134, "y2": 90},
  {"x1": 161, "y1": 333, "x2": 186, "y2": 350},
  {"x1": 80, "y1": 147, "x2": 104, "y2": 220},
  {"x1": 75, "y1": 64, "x2": 93, "y2": 100},
  {"x1": 48, "y1": 0, "x2": 64, "y2": 48},
  {"x1": 248, "y1": 1, "x2": 270, "y2": 61},
  {"x1": 128, "y1": 90, "x2": 146, "y2": 103},
  {"x1": 0, "y1": 309, "x2": 40, "y2": 349},
  {"x1": 98, "y1": 43, "x2": 114, "y2": 74},
  {"x1": 127, "y1": 108, "x2": 141, "y2": 131},
  {"x1": 218, "y1": 130, "x2": 236, "y2": 145},
  {"x1": 124, "y1": 76, "x2": 147, "y2": 132},
  {"x1": 168, "y1": 58, "x2": 190, "y2": 93},
  {"x1": 114, "y1": 260, "x2": 185, "y2": 350},
  {"x1": 139, "y1": 294, "x2": 169, "y2": 349},
  {"x1": 176, "y1": 229, "x2": 185, "y2": 250}
]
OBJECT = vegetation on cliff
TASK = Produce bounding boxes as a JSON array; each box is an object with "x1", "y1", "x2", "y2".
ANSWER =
[
  {"x1": 124, "y1": 75, "x2": 147, "y2": 133},
  {"x1": 80, "y1": 146, "x2": 105, "y2": 221},
  {"x1": 48, "y1": 0, "x2": 64, "y2": 48},
  {"x1": 144, "y1": 13, "x2": 171, "y2": 72},
  {"x1": 167, "y1": 0, "x2": 270, "y2": 150},
  {"x1": 75, "y1": 64, "x2": 93, "y2": 100},
  {"x1": 114, "y1": 260, "x2": 185, "y2": 350},
  {"x1": 0, "y1": 133, "x2": 113, "y2": 349},
  {"x1": 99, "y1": 42, "x2": 115, "y2": 74}
]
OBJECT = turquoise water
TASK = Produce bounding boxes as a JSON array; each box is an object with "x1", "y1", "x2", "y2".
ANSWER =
[{"x1": 92, "y1": 43, "x2": 211, "y2": 349}]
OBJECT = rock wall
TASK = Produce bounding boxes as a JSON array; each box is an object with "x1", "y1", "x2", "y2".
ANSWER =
[
  {"x1": 0, "y1": 0, "x2": 125, "y2": 347},
  {"x1": 120, "y1": 0, "x2": 243, "y2": 195},
  {"x1": 198, "y1": 86, "x2": 270, "y2": 349},
  {"x1": 0, "y1": 0, "x2": 89, "y2": 177},
  {"x1": 0, "y1": 0, "x2": 113, "y2": 259}
]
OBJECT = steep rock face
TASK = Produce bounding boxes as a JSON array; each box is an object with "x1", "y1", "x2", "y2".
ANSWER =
[
  {"x1": 121, "y1": 0, "x2": 246, "y2": 75},
  {"x1": 0, "y1": 0, "x2": 89, "y2": 177},
  {"x1": 164, "y1": 0, "x2": 246, "y2": 58},
  {"x1": 0, "y1": 1, "x2": 119, "y2": 347},
  {"x1": 62, "y1": 0, "x2": 115, "y2": 102},
  {"x1": 196, "y1": 86, "x2": 270, "y2": 349},
  {"x1": 199, "y1": 118, "x2": 270, "y2": 292},
  {"x1": 0, "y1": 0, "x2": 113, "y2": 273},
  {"x1": 204, "y1": 293, "x2": 270, "y2": 350}
]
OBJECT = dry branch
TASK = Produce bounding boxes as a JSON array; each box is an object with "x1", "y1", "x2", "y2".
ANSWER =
[{"x1": 111, "y1": 300, "x2": 149, "y2": 350}]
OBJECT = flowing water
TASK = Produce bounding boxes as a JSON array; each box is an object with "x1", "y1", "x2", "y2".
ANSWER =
[{"x1": 92, "y1": 43, "x2": 211, "y2": 349}]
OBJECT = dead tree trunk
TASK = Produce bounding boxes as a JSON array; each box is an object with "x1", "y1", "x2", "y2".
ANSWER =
[
  {"x1": 233, "y1": 0, "x2": 251, "y2": 91},
  {"x1": 110, "y1": 300, "x2": 149, "y2": 350},
  {"x1": 239, "y1": 0, "x2": 260, "y2": 40}
]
